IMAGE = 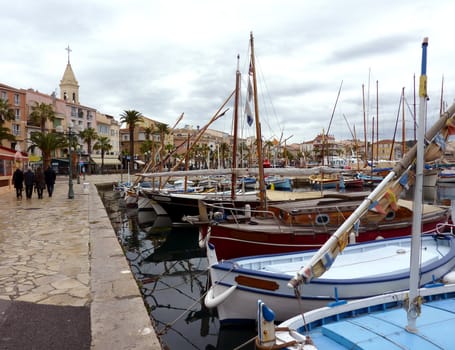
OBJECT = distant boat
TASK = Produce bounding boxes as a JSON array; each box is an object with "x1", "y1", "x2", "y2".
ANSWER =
[
  {"x1": 265, "y1": 175, "x2": 293, "y2": 191},
  {"x1": 438, "y1": 168, "x2": 455, "y2": 183},
  {"x1": 308, "y1": 173, "x2": 339, "y2": 189}
]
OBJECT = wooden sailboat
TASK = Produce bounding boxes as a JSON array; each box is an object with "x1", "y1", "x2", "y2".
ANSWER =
[{"x1": 197, "y1": 35, "x2": 450, "y2": 259}]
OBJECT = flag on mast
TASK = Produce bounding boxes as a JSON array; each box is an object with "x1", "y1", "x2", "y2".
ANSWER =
[{"x1": 245, "y1": 101, "x2": 253, "y2": 126}]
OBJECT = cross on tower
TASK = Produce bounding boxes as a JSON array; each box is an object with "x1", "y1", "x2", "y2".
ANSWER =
[{"x1": 65, "y1": 45, "x2": 72, "y2": 64}]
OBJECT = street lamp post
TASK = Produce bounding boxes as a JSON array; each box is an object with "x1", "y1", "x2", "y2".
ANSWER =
[
  {"x1": 68, "y1": 123, "x2": 74, "y2": 199},
  {"x1": 77, "y1": 146, "x2": 81, "y2": 184}
]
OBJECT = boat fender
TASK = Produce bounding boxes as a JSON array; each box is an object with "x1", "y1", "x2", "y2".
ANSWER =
[
  {"x1": 213, "y1": 211, "x2": 224, "y2": 221},
  {"x1": 349, "y1": 231, "x2": 356, "y2": 244},
  {"x1": 443, "y1": 271, "x2": 455, "y2": 284},
  {"x1": 245, "y1": 204, "x2": 251, "y2": 218},
  {"x1": 204, "y1": 285, "x2": 237, "y2": 309}
]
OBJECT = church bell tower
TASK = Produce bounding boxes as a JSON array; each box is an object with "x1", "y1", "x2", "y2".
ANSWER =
[{"x1": 59, "y1": 45, "x2": 79, "y2": 104}]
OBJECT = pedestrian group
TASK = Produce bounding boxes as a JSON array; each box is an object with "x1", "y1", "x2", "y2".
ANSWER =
[{"x1": 12, "y1": 166, "x2": 56, "y2": 199}]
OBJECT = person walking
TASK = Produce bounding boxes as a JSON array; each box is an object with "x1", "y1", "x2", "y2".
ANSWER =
[
  {"x1": 12, "y1": 167, "x2": 24, "y2": 199},
  {"x1": 44, "y1": 165, "x2": 56, "y2": 197},
  {"x1": 34, "y1": 166, "x2": 46, "y2": 199},
  {"x1": 24, "y1": 167, "x2": 35, "y2": 199}
]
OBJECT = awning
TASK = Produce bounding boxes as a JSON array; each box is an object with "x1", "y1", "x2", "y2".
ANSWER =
[
  {"x1": 0, "y1": 150, "x2": 28, "y2": 160},
  {"x1": 92, "y1": 157, "x2": 121, "y2": 165},
  {"x1": 135, "y1": 160, "x2": 146, "y2": 165}
]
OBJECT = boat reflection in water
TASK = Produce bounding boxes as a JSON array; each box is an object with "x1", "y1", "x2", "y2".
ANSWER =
[{"x1": 112, "y1": 195, "x2": 256, "y2": 350}]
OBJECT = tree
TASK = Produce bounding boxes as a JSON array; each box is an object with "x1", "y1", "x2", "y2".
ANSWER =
[
  {"x1": 156, "y1": 123, "x2": 169, "y2": 170},
  {"x1": 219, "y1": 142, "x2": 230, "y2": 168},
  {"x1": 28, "y1": 132, "x2": 67, "y2": 169},
  {"x1": 263, "y1": 140, "x2": 274, "y2": 161},
  {"x1": 0, "y1": 98, "x2": 15, "y2": 123},
  {"x1": 29, "y1": 102, "x2": 56, "y2": 133},
  {"x1": 120, "y1": 110, "x2": 144, "y2": 173},
  {"x1": 143, "y1": 126, "x2": 154, "y2": 140},
  {"x1": 140, "y1": 140, "x2": 153, "y2": 163},
  {"x1": 79, "y1": 127, "x2": 98, "y2": 174},
  {"x1": 0, "y1": 99, "x2": 16, "y2": 144},
  {"x1": 93, "y1": 136, "x2": 112, "y2": 174}
]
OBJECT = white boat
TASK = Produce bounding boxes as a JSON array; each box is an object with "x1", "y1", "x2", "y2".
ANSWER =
[
  {"x1": 255, "y1": 37, "x2": 455, "y2": 350},
  {"x1": 206, "y1": 231, "x2": 455, "y2": 325}
]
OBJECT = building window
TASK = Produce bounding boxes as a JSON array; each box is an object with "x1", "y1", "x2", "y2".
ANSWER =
[
  {"x1": 1, "y1": 91, "x2": 6, "y2": 100},
  {"x1": 13, "y1": 124, "x2": 20, "y2": 136},
  {"x1": 15, "y1": 109, "x2": 20, "y2": 120},
  {"x1": 71, "y1": 107, "x2": 77, "y2": 117},
  {"x1": 14, "y1": 94, "x2": 20, "y2": 105}
]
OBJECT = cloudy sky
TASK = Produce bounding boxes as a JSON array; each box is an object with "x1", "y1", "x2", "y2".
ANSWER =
[{"x1": 1, "y1": 0, "x2": 454, "y2": 144}]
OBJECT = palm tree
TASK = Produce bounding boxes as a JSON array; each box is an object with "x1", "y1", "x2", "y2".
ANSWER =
[
  {"x1": 0, "y1": 99, "x2": 16, "y2": 145},
  {"x1": 143, "y1": 125, "x2": 155, "y2": 166},
  {"x1": 219, "y1": 142, "x2": 230, "y2": 168},
  {"x1": 29, "y1": 102, "x2": 56, "y2": 133},
  {"x1": 28, "y1": 132, "x2": 67, "y2": 169},
  {"x1": 120, "y1": 110, "x2": 143, "y2": 173},
  {"x1": 143, "y1": 126, "x2": 154, "y2": 140},
  {"x1": 0, "y1": 126, "x2": 15, "y2": 143},
  {"x1": 263, "y1": 140, "x2": 274, "y2": 162},
  {"x1": 93, "y1": 136, "x2": 113, "y2": 174},
  {"x1": 79, "y1": 127, "x2": 98, "y2": 174},
  {"x1": 0, "y1": 98, "x2": 15, "y2": 123},
  {"x1": 156, "y1": 123, "x2": 169, "y2": 169},
  {"x1": 140, "y1": 140, "x2": 153, "y2": 164}
]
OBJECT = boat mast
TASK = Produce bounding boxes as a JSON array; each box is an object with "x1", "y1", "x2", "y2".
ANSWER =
[
  {"x1": 375, "y1": 80, "x2": 379, "y2": 163},
  {"x1": 406, "y1": 37, "x2": 428, "y2": 333},
  {"x1": 250, "y1": 32, "x2": 267, "y2": 207},
  {"x1": 402, "y1": 87, "x2": 406, "y2": 156},
  {"x1": 362, "y1": 84, "x2": 368, "y2": 167},
  {"x1": 231, "y1": 55, "x2": 241, "y2": 199}
]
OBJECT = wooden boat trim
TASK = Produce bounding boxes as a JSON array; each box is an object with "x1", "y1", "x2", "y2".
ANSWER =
[{"x1": 234, "y1": 275, "x2": 280, "y2": 291}]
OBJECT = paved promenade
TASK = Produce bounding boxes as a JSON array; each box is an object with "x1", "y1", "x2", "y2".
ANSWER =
[{"x1": 0, "y1": 174, "x2": 162, "y2": 349}]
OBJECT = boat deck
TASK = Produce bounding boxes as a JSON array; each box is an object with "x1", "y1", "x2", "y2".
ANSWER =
[
  {"x1": 240, "y1": 237, "x2": 450, "y2": 279},
  {"x1": 307, "y1": 297, "x2": 455, "y2": 349}
]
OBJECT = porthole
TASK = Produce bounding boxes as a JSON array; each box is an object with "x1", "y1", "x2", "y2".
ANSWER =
[
  {"x1": 315, "y1": 214, "x2": 330, "y2": 225},
  {"x1": 385, "y1": 210, "x2": 396, "y2": 221}
]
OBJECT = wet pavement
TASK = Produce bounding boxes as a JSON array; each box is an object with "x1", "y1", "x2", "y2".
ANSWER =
[{"x1": 0, "y1": 174, "x2": 162, "y2": 349}]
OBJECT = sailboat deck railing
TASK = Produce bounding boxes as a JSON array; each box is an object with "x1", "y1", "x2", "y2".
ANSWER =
[
  {"x1": 280, "y1": 282, "x2": 455, "y2": 333},
  {"x1": 202, "y1": 201, "x2": 288, "y2": 232}
]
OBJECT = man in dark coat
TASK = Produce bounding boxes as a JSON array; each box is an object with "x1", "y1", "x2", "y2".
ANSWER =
[
  {"x1": 44, "y1": 166, "x2": 57, "y2": 197},
  {"x1": 24, "y1": 168, "x2": 35, "y2": 199},
  {"x1": 34, "y1": 166, "x2": 46, "y2": 199},
  {"x1": 12, "y1": 167, "x2": 24, "y2": 199}
]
